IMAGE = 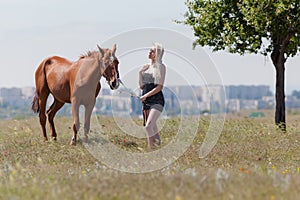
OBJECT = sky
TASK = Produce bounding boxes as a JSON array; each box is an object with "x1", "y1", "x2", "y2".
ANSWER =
[{"x1": 0, "y1": 0, "x2": 299, "y2": 94}]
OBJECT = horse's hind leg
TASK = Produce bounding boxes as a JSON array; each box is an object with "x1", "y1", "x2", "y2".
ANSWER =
[
  {"x1": 47, "y1": 99, "x2": 64, "y2": 141},
  {"x1": 38, "y1": 92, "x2": 49, "y2": 141}
]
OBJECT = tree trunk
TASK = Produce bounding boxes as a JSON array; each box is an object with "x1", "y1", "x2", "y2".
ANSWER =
[
  {"x1": 271, "y1": 48, "x2": 286, "y2": 131},
  {"x1": 274, "y1": 62, "x2": 286, "y2": 131}
]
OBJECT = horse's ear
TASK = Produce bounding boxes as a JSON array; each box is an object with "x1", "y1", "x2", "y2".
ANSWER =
[
  {"x1": 97, "y1": 44, "x2": 105, "y2": 58},
  {"x1": 112, "y1": 44, "x2": 117, "y2": 56}
]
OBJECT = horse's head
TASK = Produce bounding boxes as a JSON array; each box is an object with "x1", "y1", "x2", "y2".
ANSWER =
[{"x1": 98, "y1": 44, "x2": 120, "y2": 90}]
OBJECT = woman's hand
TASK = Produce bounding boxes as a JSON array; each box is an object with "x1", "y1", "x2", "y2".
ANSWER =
[{"x1": 140, "y1": 95, "x2": 147, "y2": 102}]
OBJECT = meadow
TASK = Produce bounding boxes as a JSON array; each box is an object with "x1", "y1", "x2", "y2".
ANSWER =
[{"x1": 0, "y1": 112, "x2": 299, "y2": 200}]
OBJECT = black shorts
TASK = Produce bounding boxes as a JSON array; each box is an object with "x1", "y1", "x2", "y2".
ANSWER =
[{"x1": 143, "y1": 103, "x2": 164, "y2": 112}]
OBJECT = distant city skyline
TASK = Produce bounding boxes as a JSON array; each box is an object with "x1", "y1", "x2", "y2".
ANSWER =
[
  {"x1": 1, "y1": 0, "x2": 300, "y2": 94},
  {"x1": 3, "y1": 84, "x2": 300, "y2": 120},
  {"x1": 0, "y1": 84, "x2": 277, "y2": 119}
]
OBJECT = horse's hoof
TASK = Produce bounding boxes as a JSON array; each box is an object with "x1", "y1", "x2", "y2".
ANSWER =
[
  {"x1": 52, "y1": 137, "x2": 57, "y2": 141},
  {"x1": 70, "y1": 140, "x2": 76, "y2": 146}
]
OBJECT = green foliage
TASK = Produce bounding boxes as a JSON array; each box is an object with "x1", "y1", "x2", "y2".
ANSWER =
[{"x1": 179, "y1": 0, "x2": 300, "y2": 57}]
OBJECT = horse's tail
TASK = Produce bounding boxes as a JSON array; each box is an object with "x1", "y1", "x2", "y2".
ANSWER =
[
  {"x1": 32, "y1": 58, "x2": 51, "y2": 114},
  {"x1": 31, "y1": 92, "x2": 40, "y2": 113}
]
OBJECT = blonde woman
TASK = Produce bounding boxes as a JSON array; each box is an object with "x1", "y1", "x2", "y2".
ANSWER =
[{"x1": 139, "y1": 43, "x2": 166, "y2": 149}]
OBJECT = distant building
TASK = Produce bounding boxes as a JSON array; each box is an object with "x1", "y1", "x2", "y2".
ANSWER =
[
  {"x1": 0, "y1": 87, "x2": 27, "y2": 108},
  {"x1": 0, "y1": 87, "x2": 22, "y2": 96},
  {"x1": 226, "y1": 85, "x2": 272, "y2": 100},
  {"x1": 240, "y1": 99, "x2": 259, "y2": 110},
  {"x1": 226, "y1": 99, "x2": 240, "y2": 112},
  {"x1": 198, "y1": 85, "x2": 226, "y2": 112},
  {"x1": 258, "y1": 96, "x2": 275, "y2": 109},
  {"x1": 166, "y1": 86, "x2": 196, "y2": 100},
  {"x1": 131, "y1": 96, "x2": 142, "y2": 116},
  {"x1": 286, "y1": 96, "x2": 300, "y2": 108},
  {"x1": 21, "y1": 87, "x2": 35, "y2": 99}
]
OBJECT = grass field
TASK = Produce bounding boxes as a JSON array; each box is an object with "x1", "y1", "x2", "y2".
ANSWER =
[{"x1": 0, "y1": 112, "x2": 300, "y2": 200}]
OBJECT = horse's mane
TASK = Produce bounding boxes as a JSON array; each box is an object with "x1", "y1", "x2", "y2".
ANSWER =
[{"x1": 79, "y1": 51, "x2": 99, "y2": 59}]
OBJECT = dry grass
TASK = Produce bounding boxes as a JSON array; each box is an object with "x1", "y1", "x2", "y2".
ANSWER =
[{"x1": 0, "y1": 114, "x2": 300, "y2": 200}]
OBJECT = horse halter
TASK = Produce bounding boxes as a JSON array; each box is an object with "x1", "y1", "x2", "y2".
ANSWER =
[{"x1": 103, "y1": 58, "x2": 120, "y2": 89}]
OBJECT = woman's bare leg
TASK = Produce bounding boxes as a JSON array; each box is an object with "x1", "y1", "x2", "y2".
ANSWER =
[{"x1": 145, "y1": 108, "x2": 161, "y2": 149}]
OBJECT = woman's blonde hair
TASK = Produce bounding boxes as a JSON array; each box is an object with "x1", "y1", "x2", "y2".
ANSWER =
[{"x1": 153, "y1": 42, "x2": 164, "y2": 84}]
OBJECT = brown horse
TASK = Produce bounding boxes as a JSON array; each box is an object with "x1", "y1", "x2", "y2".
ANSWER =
[{"x1": 32, "y1": 44, "x2": 120, "y2": 145}]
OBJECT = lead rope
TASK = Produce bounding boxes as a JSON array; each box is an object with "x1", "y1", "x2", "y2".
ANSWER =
[
  {"x1": 118, "y1": 78, "x2": 151, "y2": 127},
  {"x1": 118, "y1": 78, "x2": 140, "y2": 98}
]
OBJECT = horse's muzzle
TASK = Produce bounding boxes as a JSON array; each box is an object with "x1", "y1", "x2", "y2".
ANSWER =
[{"x1": 110, "y1": 79, "x2": 120, "y2": 90}]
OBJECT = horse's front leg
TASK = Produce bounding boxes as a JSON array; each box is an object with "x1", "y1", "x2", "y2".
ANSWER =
[
  {"x1": 83, "y1": 102, "x2": 95, "y2": 143},
  {"x1": 71, "y1": 101, "x2": 80, "y2": 145}
]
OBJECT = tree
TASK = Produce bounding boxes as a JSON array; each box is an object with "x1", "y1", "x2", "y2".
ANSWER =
[{"x1": 178, "y1": 0, "x2": 300, "y2": 131}]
